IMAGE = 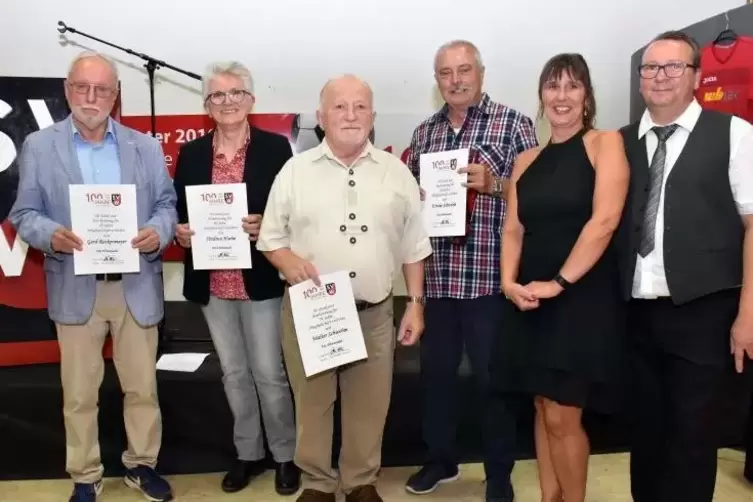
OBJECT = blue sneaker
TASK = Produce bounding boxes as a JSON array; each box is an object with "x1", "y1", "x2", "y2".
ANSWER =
[
  {"x1": 69, "y1": 480, "x2": 102, "y2": 502},
  {"x1": 124, "y1": 466, "x2": 173, "y2": 502}
]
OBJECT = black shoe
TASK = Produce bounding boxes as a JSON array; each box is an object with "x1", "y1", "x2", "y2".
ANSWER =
[
  {"x1": 405, "y1": 464, "x2": 460, "y2": 495},
  {"x1": 221, "y1": 459, "x2": 266, "y2": 493},
  {"x1": 275, "y1": 461, "x2": 301, "y2": 495}
]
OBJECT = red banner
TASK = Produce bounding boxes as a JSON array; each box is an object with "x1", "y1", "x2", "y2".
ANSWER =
[{"x1": 120, "y1": 114, "x2": 300, "y2": 262}]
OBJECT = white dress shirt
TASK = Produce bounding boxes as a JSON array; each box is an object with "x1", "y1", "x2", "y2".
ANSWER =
[
  {"x1": 632, "y1": 99, "x2": 753, "y2": 299},
  {"x1": 257, "y1": 140, "x2": 432, "y2": 303}
]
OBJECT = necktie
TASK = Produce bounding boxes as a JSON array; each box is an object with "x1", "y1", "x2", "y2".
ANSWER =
[{"x1": 638, "y1": 124, "x2": 678, "y2": 257}]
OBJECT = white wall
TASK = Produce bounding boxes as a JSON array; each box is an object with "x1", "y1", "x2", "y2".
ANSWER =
[{"x1": 1, "y1": 0, "x2": 743, "y2": 300}]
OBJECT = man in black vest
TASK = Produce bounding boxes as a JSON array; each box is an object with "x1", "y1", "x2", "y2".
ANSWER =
[{"x1": 618, "y1": 31, "x2": 753, "y2": 502}]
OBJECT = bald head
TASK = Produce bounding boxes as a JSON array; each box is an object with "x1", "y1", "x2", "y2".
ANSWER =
[
  {"x1": 319, "y1": 74, "x2": 373, "y2": 110},
  {"x1": 316, "y1": 74, "x2": 375, "y2": 159}
]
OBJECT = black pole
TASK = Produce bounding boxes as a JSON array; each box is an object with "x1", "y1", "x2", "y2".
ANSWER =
[
  {"x1": 57, "y1": 21, "x2": 206, "y2": 349},
  {"x1": 146, "y1": 61, "x2": 158, "y2": 137}
]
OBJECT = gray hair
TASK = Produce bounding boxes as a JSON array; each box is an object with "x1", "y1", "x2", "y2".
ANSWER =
[
  {"x1": 67, "y1": 50, "x2": 119, "y2": 85},
  {"x1": 202, "y1": 61, "x2": 254, "y2": 99},
  {"x1": 433, "y1": 40, "x2": 485, "y2": 72}
]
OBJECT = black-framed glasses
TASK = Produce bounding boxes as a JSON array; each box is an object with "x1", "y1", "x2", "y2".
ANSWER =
[
  {"x1": 66, "y1": 81, "x2": 117, "y2": 98},
  {"x1": 638, "y1": 62, "x2": 696, "y2": 79},
  {"x1": 205, "y1": 88, "x2": 251, "y2": 105}
]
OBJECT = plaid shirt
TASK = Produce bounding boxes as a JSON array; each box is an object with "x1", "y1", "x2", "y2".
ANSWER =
[{"x1": 406, "y1": 93, "x2": 538, "y2": 299}]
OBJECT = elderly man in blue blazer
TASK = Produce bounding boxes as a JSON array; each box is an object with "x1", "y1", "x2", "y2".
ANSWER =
[{"x1": 9, "y1": 51, "x2": 177, "y2": 502}]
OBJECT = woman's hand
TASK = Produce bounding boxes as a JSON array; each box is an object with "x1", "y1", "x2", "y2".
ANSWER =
[
  {"x1": 503, "y1": 282, "x2": 540, "y2": 311},
  {"x1": 523, "y1": 280, "x2": 564, "y2": 300}
]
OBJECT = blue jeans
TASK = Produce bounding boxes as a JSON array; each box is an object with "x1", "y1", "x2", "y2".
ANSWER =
[{"x1": 202, "y1": 295, "x2": 296, "y2": 462}]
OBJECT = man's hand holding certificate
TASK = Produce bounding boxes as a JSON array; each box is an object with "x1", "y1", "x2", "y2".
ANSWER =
[
  {"x1": 69, "y1": 184, "x2": 140, "y2": 275},
  {"x1": 288, "y1": 270, "x2": 368, "y2": 377},
  {"x1": 419, "y1": 148, "x2": 469, "y2": 237},
  {"x1": 185, "y1": 183, "x2": 252, "y2": 270}
]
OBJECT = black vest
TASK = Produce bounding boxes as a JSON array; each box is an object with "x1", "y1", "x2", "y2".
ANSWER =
[{"x1": 618, "y1": 110, "x2": 743, "y2": 305}]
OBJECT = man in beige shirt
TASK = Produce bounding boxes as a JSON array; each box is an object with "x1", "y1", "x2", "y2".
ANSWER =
[{"x1": 257, "y1": 74, "x2": 432, "y2": 502}]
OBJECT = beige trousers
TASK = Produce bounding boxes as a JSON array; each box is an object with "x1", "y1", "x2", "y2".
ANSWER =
[
  {"x1": 56, "y1": 281, "x2": 162, "y2": 483},
  {"x1": 281, "y1": 290, "x2": 395, "y2": 494}
]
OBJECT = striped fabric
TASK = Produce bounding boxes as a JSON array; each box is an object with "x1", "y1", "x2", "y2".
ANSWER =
[{"x1": 406, "y1": 93, "x2": 538, "y2": 299}]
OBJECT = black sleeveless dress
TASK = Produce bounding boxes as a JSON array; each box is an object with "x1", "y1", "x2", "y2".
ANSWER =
[{"x1": 494, "y1": 129, "x2": 627, "y2": 414}]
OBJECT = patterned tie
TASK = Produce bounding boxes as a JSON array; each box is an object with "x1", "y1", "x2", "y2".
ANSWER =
[{"x1": 638, "y1": 124, "x2": 678, "y2": 257}]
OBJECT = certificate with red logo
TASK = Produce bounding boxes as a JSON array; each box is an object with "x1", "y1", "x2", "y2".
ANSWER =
[
  {"x1": 288, "y1": 270, "x2": 368, "y2": 377},
  {"x1": 69, "y1": 184, "x2": 140, "y2": 275},
  {"x1": 419, "y1": 148, "x2": 469, "y2": 237},
  {"x1": 185, "y1": 183, "x2": 252, "y2": 270}
]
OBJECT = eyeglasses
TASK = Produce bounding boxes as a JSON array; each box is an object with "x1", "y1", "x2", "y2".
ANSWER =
[
  {"x1": 638, "y1": 62, "x2": 696, "y2": 79},
  {"x1": 67, "y1": 81, "x2": 117, "y2": 98},
  {"x1": 205, "y1": 89, "x2": 251, "y2": 105}
]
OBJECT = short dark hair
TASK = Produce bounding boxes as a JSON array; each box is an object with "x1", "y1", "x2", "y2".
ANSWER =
[
  {"x1": 537, "y1": 53, "x2": 596, "y2": 130},
  {"x1": 645, "y1": 30, "x2": 701, "y2": 67}
]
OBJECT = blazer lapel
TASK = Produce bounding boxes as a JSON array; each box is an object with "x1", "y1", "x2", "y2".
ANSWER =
[
  {"x1": 243, "y1": 130, "x2": 261, "y2": 212},
  {"x1": 114, "y1": 122, "x2": 136, "y2": 185},
  {"x1": 53, "y1": 117, "x2": 84, "y2": 184},
  {"x1": 197, "y1": 132, "x2": 215, "y2": 184},
  {"x1": 625, "y1": 124, "x2": 650, "y2": 225}
]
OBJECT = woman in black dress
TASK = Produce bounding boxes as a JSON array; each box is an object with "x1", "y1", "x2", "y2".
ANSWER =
[{"x1": 498, "y1": 54, "x2": 630, "y2": 501}]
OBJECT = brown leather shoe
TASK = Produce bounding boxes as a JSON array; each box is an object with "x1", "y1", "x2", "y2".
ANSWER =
[
  {"x1": 296, "y1": 488, "x2": 336, "y2": 502},
  {"x1": 345, "y1": 485, "x2": 383, "y2": 502}
]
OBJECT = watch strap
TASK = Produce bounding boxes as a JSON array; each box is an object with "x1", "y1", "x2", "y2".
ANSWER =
[{"x1": 553, "y1": 274, "x2": 571, "y2": 289}]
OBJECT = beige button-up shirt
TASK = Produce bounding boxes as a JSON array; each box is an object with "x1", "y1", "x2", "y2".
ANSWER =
[{"x1": 257, "y1": 140, "x2": 432, "y2": 303}]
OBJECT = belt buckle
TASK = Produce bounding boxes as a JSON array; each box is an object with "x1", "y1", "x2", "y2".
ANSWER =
[{"x1": 96, "y1": 273, "x2": 122, "y2": 282}]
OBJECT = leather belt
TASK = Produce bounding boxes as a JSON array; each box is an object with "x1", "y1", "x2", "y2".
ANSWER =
[
  {"x1": 95, "y1": 273, "x2": 122, "y2": 282},
  {"x1": 355, "y1": 296, "x2": 389, "y2": 312}
]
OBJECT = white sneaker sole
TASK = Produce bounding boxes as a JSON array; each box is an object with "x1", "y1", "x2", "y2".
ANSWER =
[
  {"x1": 124, "y1": 476, "x2": 169, "y2": 502},
  {"x1": 405, "y1": 471, "x2": 461, "y2": 495}
]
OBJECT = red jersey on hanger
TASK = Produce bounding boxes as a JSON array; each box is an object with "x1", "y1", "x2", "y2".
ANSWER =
[{"x1": 696, "y1": 35, "x2": 753, "y2": 123}]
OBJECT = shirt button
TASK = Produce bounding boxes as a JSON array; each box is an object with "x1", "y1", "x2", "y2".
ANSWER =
[
  {"x1": 349, "y1": 213, "x2": 356, "y2": 220},
  {"x1": 349, "y1": 180, "x2": 356, "y2": 187},
  {"x1": 350, "y1": 237, "x2": 357, "y2": 244},
  {"x1": 361, "y1": 225, "x2": 368, "y2": 232},
  {"x1": 349, "y1": 169, "x2": 354, "y2": 175},
  {"x1": 349, "y1": 271, "x2": 356, "y2": 278},
  {"x1": 340, "y1": 225, "x2": 346, "y2": 232}
]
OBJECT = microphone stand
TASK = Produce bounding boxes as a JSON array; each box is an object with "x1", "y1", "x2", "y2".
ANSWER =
[
  {"x1": 57, "y1": 21, "x2": 208, "y2": 350},
  {"x1": 57, "y1": 20, "x2": 201, "y2": 137}
]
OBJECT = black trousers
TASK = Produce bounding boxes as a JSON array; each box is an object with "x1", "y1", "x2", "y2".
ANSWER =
[
  {"x1": 628, "y1": 290, "x2": 738, "y2": 502},
  {"x1": 419, "y1": 294, "x2": 517, "y2": 498}
]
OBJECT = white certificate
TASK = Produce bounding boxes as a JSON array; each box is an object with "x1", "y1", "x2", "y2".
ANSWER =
[
  {"x1": 419, "y1": 148, "x2": 469, "y2": 237},
  {"x1": 185, "y1": 183, "x2": 252, "y2": 270},
  {"x1": 288, "y1": 270, "x2": 368, "y2": 377},
  {"x1": 69, "y1": 184, "x2": 140, "y2": 275}
]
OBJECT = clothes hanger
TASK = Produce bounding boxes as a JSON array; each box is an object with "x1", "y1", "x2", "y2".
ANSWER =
[{"x1": 713, "y1": 11, "x2": 738, "y2": 46}]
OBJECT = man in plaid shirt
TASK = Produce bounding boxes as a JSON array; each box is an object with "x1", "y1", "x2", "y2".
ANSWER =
[{"x1": 403, "y1": 40, "x2": 538, "y2": 502}]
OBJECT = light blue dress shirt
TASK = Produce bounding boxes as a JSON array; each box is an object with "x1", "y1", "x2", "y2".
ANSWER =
[{"x1": 72, "y1": 118, "x2": 121, "y2": 185}]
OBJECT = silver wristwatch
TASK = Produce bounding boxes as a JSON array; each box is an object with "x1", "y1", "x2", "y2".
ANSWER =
[
  {"x1": 492, "y1": 177, "x2": 504, "y2": 198},
  {"x1": 407, "y1": 295, "x2": 426, "y2": 305}
]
